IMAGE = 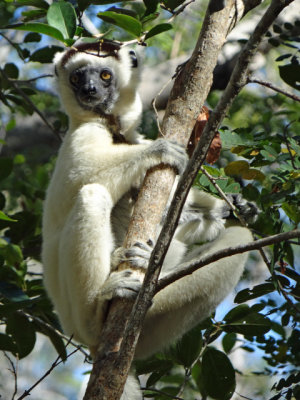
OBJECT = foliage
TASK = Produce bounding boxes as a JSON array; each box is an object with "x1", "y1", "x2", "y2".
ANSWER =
[{"x1": 0, "y1": 1, "x2": 299, "y2": 399}]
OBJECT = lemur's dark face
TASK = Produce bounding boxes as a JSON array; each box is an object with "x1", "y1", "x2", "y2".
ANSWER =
[{"x1": 69, "y1": 65, "x2": 118, "y2": 115}]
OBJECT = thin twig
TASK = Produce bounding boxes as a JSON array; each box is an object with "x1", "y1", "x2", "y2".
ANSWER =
[
  {"x1": 247, "y1": 77, "x2": 300, "y2": 102},
  {"x1": 167, "y1": 0, "x2": 196, "y2": 22},
  {"x1": 0, "y1": 33, "x2": 26, "y2": 61},
  {"x1": 4, "y1": 352, "x2": 18, "y2": 400},
  {"x1": 177, "y1": 368, "x2": 191, "y2": 397},
  {"x1": 151, "y1": 76, "x2": 174, "y2": 136},
  {"x1": 142, "y1": 387, "x2": 184, "y2": 400},
  {"x1": 200, "y1": 167, "x2": 248, "y2": 226},
  {"x1": 1, "y1": 69, "x2": 62, "y2": 142},
  {"x1": 282, "y1": 121, "x2": 297, "y2": 170},
  {"x1": 19, "y1": 311, "x2": 89, "y2": 359},
  {"x1": 156, "y1": 229, "x2": 300, "y2": 293},
  {"x1": 10, "y1": 75, "x2": 53, "y2": 84},
  {"x1": 17, "y1": 337, "x2": 79, "y2": 400},
  {"x1": 235, "y1": 392, "x2": 255, "y2": 400},
  {"x1": 200, "y1": 167, "x2": 272, "y2": 269}
]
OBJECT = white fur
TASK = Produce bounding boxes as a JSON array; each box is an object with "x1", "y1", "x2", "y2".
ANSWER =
[{"x1": 42, "y1": 46, "x2": 253, "y2": 399}]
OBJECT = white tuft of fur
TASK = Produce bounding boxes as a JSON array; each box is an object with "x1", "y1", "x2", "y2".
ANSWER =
[{"x1": 121, "y1": 372, "x2": 143, "y2": 400}]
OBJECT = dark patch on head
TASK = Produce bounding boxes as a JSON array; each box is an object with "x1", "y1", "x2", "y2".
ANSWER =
[
  {"x1": 60, "y1": 40, "x2": 122, "y2": 68},
  {"x1": 129, "y1": 50, "x2": 138, "y2": 68},
  {"x1": 68, "y1": 65, "x2": 118, "y2": 116}
]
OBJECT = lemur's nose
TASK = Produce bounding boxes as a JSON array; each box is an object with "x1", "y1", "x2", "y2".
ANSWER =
[{"x1": 82, "y1": 82, "x2": 96, "y2": 95}]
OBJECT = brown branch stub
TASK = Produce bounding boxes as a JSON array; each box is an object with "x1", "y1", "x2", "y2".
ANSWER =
[{"x1": 188, "y1": 106, "x2": 222, "y2": 163}]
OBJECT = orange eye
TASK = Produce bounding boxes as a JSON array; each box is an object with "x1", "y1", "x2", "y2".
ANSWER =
[
  {"x1": 101, "y1": 71, "x2": 111, "y2": 81},
  {"x1": 70, "y1": 73, "x2": 79, "y2": 85}
]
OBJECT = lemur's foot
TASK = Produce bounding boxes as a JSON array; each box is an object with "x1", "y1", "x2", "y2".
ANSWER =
[
  {"x1": 111, "y1": 240, "x2": 154, "y2": 270},
  {"x1": 101, "y1": 270, "x2": 143, "y2": 300},
  {"x1": 227, "y1": 194, "x2": 259, "y2": 223}
]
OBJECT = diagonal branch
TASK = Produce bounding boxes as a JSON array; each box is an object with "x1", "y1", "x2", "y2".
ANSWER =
[
  {"x1": 17, "y1": 337, "x2": 79, "y2": 400},
  {"x1": 156, "y1": 229, "x2": 300, "y2": 292},
  {"x1": 248, "y1": 76, "x2": 300, "y2": 102}
]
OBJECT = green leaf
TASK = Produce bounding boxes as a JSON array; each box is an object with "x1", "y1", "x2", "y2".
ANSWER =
[
  {"x1": 0, "y1": 211, "x2": 16, "y2": 222},
  {"x1": 105, "y1": 7, "x2": 138, "y2": 18},
  {"x1": 220, "y1": 129, "x2": 254, "y2": 148},
  {"x1": 242, "y1": 184, "x2": 260, "y2": 202},
  {"x1": 260, "y1": 150, "x2": 277, "y2": 162},
  {"x1": 79, "y1": 0, "x2": 138, "y2": 10},
  {"x1": 282, "y1": 202, "x2": 300, "y2": 224},
  {"x1": 5, "y1": 23, "x2": 65, "y2": 43},
  {"x1": 47, "y1": 2, "x2": 77, "y2": 39},
  {"x1": 97, "y1": 11, "x2": 142, "y2": 37},
  {"x1": 202, "y1": 347, "x2": 236, "y2": 400},
  {"x1": 276, "y1": 53, "x2": 292, "y2": 62},
  {"x1": 224, "y1": 160, "x2": 249, "y2": 175},
  {"x1": 30, "y1": 45, "x2": 63, "y2": 63},
  {"x1": 224, "y1": 312, "x2": 271, "y2": 336},
  {"x1": 135, "y1": 356, "x2": 173, "y2": 376},
  {"x1": 91, "y1": 0, "x2": 136, "y2": 3},
  {"x1": 146, "y1": 362, "x2": 173, "y2": 387},
  {"x1": 77, "y1": 0, "x2": 91, "y2": 12},
  {"x1": 241, "y1": 169, "x2": 265, "y2": 182},
  {"x1": 145, "y1": 23, "x2": 172, "y2": 39},
  {"x1": 0, "y1": 332, "x2": 17, "y2": 353},
  {"x1": 143, "y1": 0, "x2": 159, "y2": 16},
  {"x1": 4, "y1": 243, "x2": 23, "y2": 264},
  {"x1": 4, "y1": 63, "x2": 19, "y2": 79},
  {"x1": 192, "y1": 362, "x2": 207, "y2": 397},
  {"x1": 22, "y1": 9, "x2": 47, "y2": 22},
  {"x1": 0, "y1": 282, "x2": 30, "y2": 303},
  {"x1": 234, "y1": 283, "x2": 275, "y2": 303},
  {"x1": 279, "y1": 63, "x2": 300, "y2": 90},
  {"x1": 13, "y1": 154, "x2": 26, "y2": 165},
  {"x1": 169, "y1": 325, "x2": 202, "y2": 367},
  {"x1": 223, "y1": 181, "x2": 241, "y2": 193},
  {"x1": 16, "y1": 0, "x2": 49, "y2": 9},
  {"x1": 222, "y1": 333, "x2": 237, "y2": 353},
  {"x1": 24, "y1": 32, "x2": 42, "y2": 42},
  {"x1": 0, "y1": 157, "x2": 13, "y2": 181},
  {"x1": 223, "y1": 305, "x2": 271, "y2": 337},
  {"x1": 6, "y1": 313, "x2": 36, "y2": 358},
  {"x1": 224, "y1": 304, "x2": 252, "y2": 323},
  {"x1": 162, "y1": 0, "x2": 185, "y2": 11}
]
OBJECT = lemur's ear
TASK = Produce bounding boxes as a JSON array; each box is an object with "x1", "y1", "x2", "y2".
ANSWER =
[
  {"x1": 53, "y1": 50, "x2": 66, "y2": 76},
  {"x1": 129, "y1": 50, "x2": 138, "y2": 68}
]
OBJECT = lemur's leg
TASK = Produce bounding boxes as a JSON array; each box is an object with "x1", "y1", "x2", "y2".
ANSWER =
[
  {"x1": 135, "y1": 226, "x2": 252, "y2": 359},
  {"x1": 129, "y1": 190, "x2": 255, "y2": 358},
  {"x1": 57, "y1": 183, "x2": 115, "y2": 345}
]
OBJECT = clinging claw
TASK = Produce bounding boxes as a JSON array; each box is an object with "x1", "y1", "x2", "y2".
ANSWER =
[
  {"x1": 111, "y1": 240, "x2": 154, "y2": 271},
  {"x1": 101, "y1": 270, "x2": 143, "y2": 300}
]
